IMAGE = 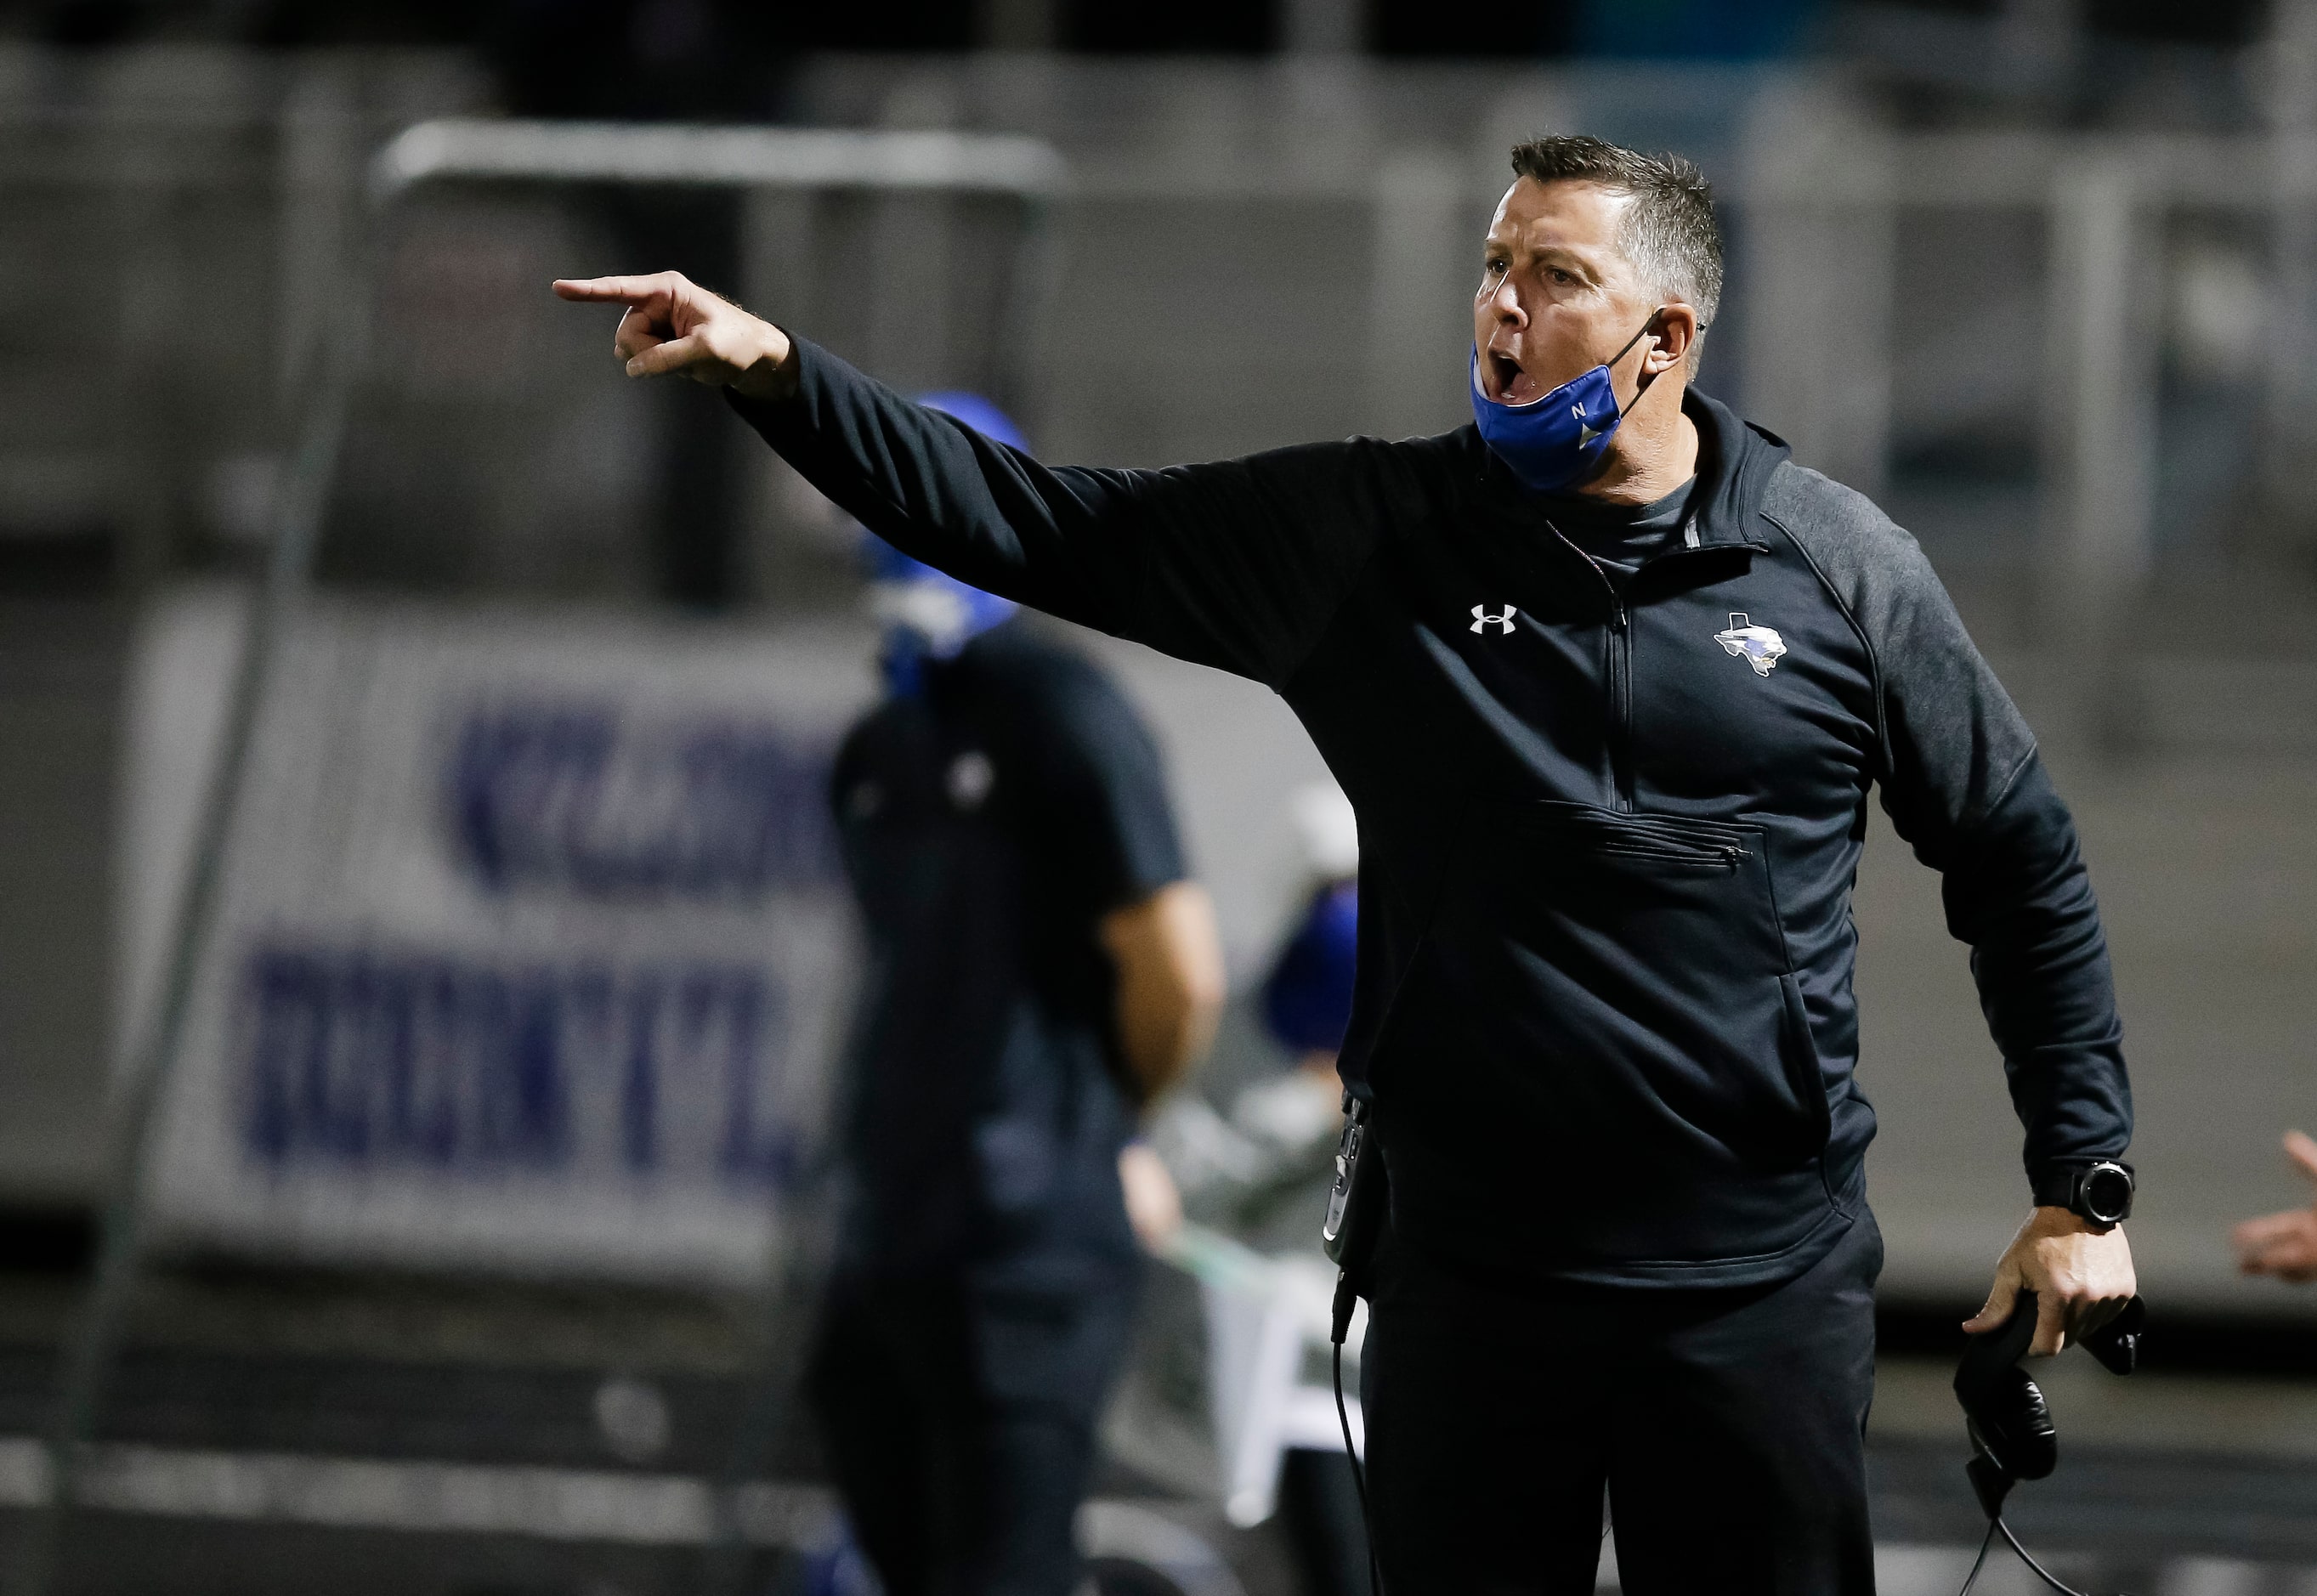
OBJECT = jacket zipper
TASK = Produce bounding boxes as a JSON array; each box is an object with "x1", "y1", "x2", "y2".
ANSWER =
[
  {"x1": 1550, "y1": 528, "x2": 1767, "y2": 817},
  {"x1": 1606, "y1": 591, "x2": 1634, "y2": 812},
  {"x1": 1590, "y1": 839, "x2": 1746, "y2": 870},
  {"x1": 1549, "y1": 526, "x2": 1638, "y2": 813},
  {"x1": 1604, "y1": 534, "x2": 1767, "y2": 814},
  {"x1": 1576, "y1": 811, "x2": 1750, "y2": 869}
]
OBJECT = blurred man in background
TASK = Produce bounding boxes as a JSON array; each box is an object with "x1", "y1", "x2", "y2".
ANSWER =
[
  {"x1": 557, "y1": 132, "x2": 2137, "y2": 1594},
  {"x1": 810, "y1": 393, "x2": 1225, "y2": 1596}
]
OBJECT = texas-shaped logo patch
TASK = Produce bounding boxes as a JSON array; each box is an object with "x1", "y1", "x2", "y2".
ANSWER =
[{"x1": 1714, "y1": 613, "x2": 1787, "y2": 676}]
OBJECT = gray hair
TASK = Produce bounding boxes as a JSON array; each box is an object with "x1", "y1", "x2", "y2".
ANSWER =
[{"x1": 1508, "y1": 134, "x2": 1723, "y2": 373}]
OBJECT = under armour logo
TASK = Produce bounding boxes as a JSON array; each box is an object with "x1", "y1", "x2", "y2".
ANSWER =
[
  {"x1": 1470, "y1": 605, "x2": 1519, "y2": 635},
  {"x1": 1714, "y1": 613, "x2": 1787, "y2": 676}
]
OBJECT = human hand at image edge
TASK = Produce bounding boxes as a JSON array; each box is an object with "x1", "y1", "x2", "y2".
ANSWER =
[{"x1": 2232, "y1": 1129, "x2": 2317, "y2": 1282}]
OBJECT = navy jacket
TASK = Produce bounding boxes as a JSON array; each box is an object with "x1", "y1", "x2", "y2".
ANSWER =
[{"x1": 734, "y1": 342, "x2": 2132, "y2": 1290}]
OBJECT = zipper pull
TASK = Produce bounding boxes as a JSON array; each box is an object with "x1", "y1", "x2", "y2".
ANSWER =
[{"x1": 1608, "y1": 597, "x2": 1628, "y2": 631}]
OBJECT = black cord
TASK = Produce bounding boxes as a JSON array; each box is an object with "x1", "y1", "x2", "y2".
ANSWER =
[
  {"x1": 1955, "y1": 1513, "x2": 2097, "y2": 1596},
  {"x1": 1957, "y1": 1520, "x2": 1997, "y2": 1596},
  {"x1": 1997, "y1": 1516, "x2": 2093, "y2": 1596},
  {"x1": 1333, "y1": 1338, "x2": 1383, "y2": 1596}
]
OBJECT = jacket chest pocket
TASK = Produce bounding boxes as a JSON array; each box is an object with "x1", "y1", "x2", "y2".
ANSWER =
[{"x1": 1439, "y1": 801, "x2": 1832, "y2": 1169}]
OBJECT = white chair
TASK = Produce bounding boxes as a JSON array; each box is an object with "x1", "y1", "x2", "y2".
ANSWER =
[{"x1": 1166, "y1": 1224, "x2": 1366, "y2": 1529}]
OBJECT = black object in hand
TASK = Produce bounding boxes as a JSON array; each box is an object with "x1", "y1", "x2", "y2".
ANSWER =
[
  {"x1": 1952, "y1": 1290, "x2": 2145, "y2": 1518},
  {"x1": 1954, "y1": 1290, "x2": 2057, "y2": 1512},
  {"x1": 2081, "y1": 1294, "x2": 2144, "y2": 1376}
]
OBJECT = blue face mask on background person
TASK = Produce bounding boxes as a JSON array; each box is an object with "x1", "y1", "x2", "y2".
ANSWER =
[
  {"x1": 866, "y1": 391, "x2": 1028, "y2": 695},
  {"x1": 1469, "y1": 308, "x2": 1665, "y2": 494}
]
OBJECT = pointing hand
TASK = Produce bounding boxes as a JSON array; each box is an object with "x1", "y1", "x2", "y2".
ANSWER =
[{"x1": 551, "y1": 270, "x2": 797, "y2": 399}]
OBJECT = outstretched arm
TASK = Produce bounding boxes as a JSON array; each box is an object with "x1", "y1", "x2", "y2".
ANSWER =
[{"x1": 553, "y1": 272, "x2": 1393, "y2": 689}]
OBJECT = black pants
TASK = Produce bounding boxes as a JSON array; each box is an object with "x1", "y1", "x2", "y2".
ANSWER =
[
  {"x1": 1361, "y1": 1212, "x2": 1882, "y2": 1596},
  {"x1": 806, "y1": 1271, "x2": 1138, "y2": 1596},
  {"x1": 1279, "y1": 1446, "x2": 1375, "y2": 1596}
]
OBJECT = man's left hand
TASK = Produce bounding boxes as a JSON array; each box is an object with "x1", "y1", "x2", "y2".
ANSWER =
[{"x1": 1963, "y1": 1205, "x2": 2137, "y2": 1357}]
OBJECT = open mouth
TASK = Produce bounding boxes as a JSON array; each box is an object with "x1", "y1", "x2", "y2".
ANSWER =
[{"x1": 1487, "y1": 348, "x2": 1543, "y2": 405}]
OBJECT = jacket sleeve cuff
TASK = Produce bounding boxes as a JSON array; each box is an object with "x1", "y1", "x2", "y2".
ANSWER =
[{"x1": 722, "y1": 329, "x2": 815, "y2": 427}]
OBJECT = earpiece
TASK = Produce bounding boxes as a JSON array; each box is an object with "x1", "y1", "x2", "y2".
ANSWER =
[{"x1": 1952, "y1": 1290, "x2": 2056, "y2": 1514}]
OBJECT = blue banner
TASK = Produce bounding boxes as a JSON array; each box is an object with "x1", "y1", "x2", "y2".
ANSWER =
[{"x1": 240, "y1": 942, "x2": 803, "y2": 1191}]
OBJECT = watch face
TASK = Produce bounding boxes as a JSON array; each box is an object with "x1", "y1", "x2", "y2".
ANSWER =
[{"x1": 2082, "y1": 1165, "x2": 2132, "y2": 1223}]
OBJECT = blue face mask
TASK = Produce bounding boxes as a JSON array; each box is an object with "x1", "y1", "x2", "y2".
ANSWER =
[
  {"x1": 1470, "y1": 310, "x2": 1664, "y2": 494},
  {"x1": 868, "y1": 546, "x2": 1017, "y2": 698}
]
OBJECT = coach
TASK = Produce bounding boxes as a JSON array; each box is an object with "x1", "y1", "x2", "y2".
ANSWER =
[{"x1": 557, "y1": 134, "x2": 2137, "y2": 1594}]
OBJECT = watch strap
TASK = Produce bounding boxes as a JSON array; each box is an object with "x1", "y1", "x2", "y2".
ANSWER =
[
  {"x1": 2032, "y1": 1160, "x2": 2134, "y2": 1218},
  {"x1": 2031, "y1": 1167, "x2": 2082, "y2": 1210}
]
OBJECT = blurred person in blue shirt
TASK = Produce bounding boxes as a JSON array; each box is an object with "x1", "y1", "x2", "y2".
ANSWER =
[{"x1": 807, "y1": 393, "x2": 1225, "y2": 1596}]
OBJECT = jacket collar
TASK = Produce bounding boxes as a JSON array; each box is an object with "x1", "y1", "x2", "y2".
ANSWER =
[{"x1": 1683, "y1": 388, "x2": 1791, "y2": 548}]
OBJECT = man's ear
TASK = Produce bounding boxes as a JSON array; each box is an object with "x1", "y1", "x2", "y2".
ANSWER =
[{"x1": 1646, "y1": 303, "x2": 1700, "y2": 375}]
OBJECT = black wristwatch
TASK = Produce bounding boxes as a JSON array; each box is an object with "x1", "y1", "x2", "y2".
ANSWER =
[{"x1": 2034, "y1": 1160, "x2": 2135, "y2": 1225}]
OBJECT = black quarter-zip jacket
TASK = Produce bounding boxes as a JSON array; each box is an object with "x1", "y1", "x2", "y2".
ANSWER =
[{"x1": 734, "y1": 341, "x2": 2132, "y2": 1291}]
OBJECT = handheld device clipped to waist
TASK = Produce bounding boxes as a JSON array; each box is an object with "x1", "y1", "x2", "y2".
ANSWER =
[
  {"x1": 1322, "y1": 1095, "x2": 1385, "y2": 1279},
  {"x1": 1322, "y1": 1095, "x2": 1389, "y2": 1596}
]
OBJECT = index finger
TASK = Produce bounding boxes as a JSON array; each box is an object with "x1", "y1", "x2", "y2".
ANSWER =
[
  {"x1": 2234, "y1": 1210, "x2": 2297, "y2": 1248},
  {"x1": 552, "y1": 275, "x2": 671, "y2": 303},
  {"x1": 2285, "y1": 1129, "x2": 2317, "y2": 1183}
]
